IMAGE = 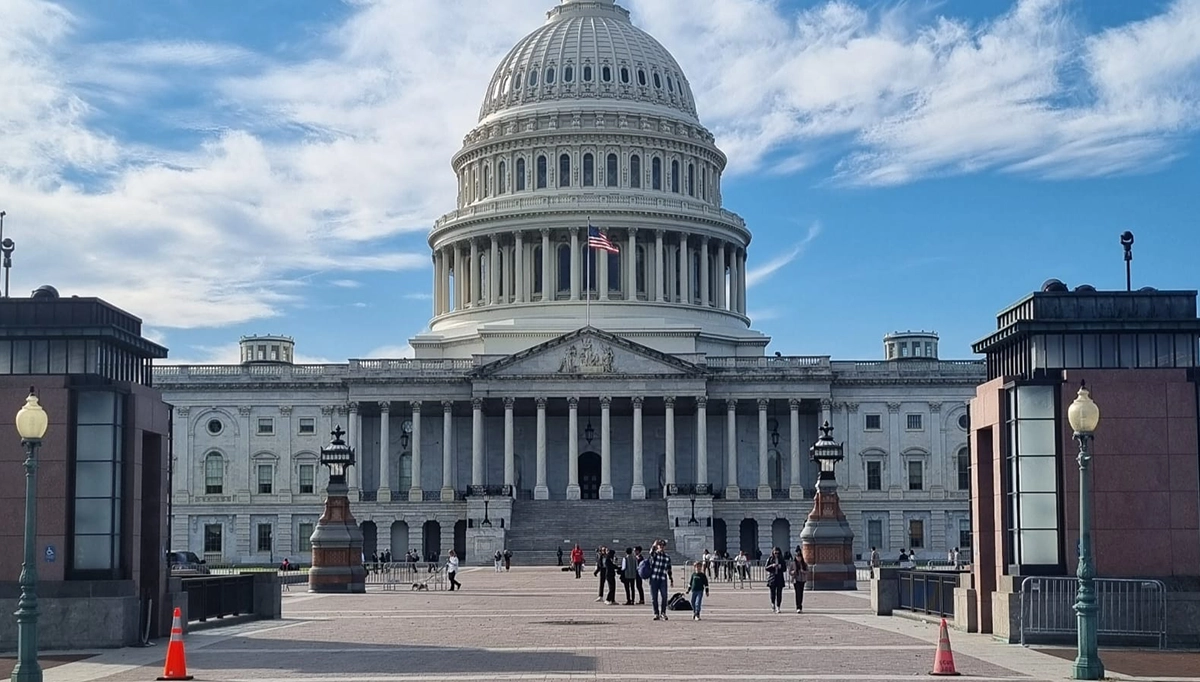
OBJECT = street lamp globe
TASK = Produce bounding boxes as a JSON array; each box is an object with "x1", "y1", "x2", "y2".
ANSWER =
[
  {"x1": 1067, "y1": 382, "x2": 1100, "y2": 435},
  {"x1": 15, "y1": 389, "x2": 48, "y2": 441}
]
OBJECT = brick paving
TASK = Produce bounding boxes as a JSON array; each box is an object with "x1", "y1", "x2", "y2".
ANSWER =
[
  {"x1": 9, "y1": 567, "x2": 1199, "y2": 682},
  {"x1": 1039, "y1": 647, "x2": 1200, "y2": 678}
]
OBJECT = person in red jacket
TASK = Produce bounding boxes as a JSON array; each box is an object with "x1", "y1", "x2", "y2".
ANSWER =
[{"x1": 570, "y1": 544, "x2": 585, "y2": 579}]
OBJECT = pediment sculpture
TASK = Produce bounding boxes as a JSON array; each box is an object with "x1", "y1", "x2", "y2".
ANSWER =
[{"x1": 557, "y1": 339, "x2": 616, "y2": 374}]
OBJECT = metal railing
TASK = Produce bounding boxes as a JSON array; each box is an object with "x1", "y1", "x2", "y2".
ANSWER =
[
  {"x1": 364, "y1": 562, "x2": 447, "y2": 590},
  {"x1": 897, "y1": 570, "x2": 959, "y2": 617},
  {"x1": 180, "y1": 575, "x2": 256, "y2": 623},
  {"x1": 1019, "y1": 577, "x2": 1167, "y2": 648}
]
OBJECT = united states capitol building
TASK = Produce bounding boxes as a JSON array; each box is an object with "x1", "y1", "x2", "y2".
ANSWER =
[{"x1": 156, "y1": 0, "x2": 985, "y2": 565}]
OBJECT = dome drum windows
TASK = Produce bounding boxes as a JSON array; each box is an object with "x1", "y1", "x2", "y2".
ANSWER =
[
  {"x1": 563, "y1": 65, "x2": 574, "y2": 83},
  {"x1": 516, "y1": 158, "x2": 527, "y2": 191},
  {"x1": 620, "y1": 66, "x2": 630, "y2": 84},
  {"x1": 601, "y1": 65, "x2": 612, "y2": 83},
  {"x1": 546, "y1": 67, "x2": 556, "y2": 84},
  {"x1": 498, "y1": 161, "x2": 507, "y2": 195},
  {"x1": 536, "y1": 155, "x2": 548, "y2": 189},
  {"x1": 605, "y1": 153, "x2": 618, "y2": 187},
  {"x1": 583, "y1": 65, "x2": 593, "y2": 82},
  {"x1": 582, "y1": 153, "x2": 595, "y2": 187},
  {"x1": 637, "y1": 69, "x2": 647, "y2": 87},
  {"x1": 528, "y1": 69, "x2": 539, "y2": 87},
  {"x1": 653, "y1": 72, "x2": 662, "y2": 89},
  {"x1": 630, "y1": 154, "x2": 642, "y2": 188},
  {"x1": 651, "y1": 157, "x2": 662, "y2": 190},
  {"x1": 670, "y1": 160, "x2": 680, "y2": 193},
  {"x1": 687, "y1": 163, "x2": 695, "y2": 197},
  {"x1": 559, "y1": 153, "x2": 571, "y2": 187}
]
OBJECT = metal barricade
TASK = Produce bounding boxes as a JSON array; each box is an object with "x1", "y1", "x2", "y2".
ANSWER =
[
  {"x1": 1019, "y1": 577, "x2": 1166, "y2": 648},
  {"x1": 896, "y1": 570, "x2": 958, "y2": 617},
  {"x1": 180, "y1": 575, "x2": 255, "y2": 622}
]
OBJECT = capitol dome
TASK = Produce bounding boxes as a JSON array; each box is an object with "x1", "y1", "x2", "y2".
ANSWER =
[
  {"x1": 478, "y1": 0, "x2": 699, "y2": 124},
  {"x1": 414, "y1": 0, "x2": 768, "y2": 360}
]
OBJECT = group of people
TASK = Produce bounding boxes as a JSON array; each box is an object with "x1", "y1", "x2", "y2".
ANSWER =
[
  {"x1": 568, "y1": 540, "x2": 811, "y2": 620},
  {"x1": 492, "y1": 548, "x2": 514, "y2": 572}
]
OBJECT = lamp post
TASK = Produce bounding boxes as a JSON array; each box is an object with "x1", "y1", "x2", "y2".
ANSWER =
[
  {"x1": 799, "y1": 421, "x2": 856, "y2": 590},
  {"x1": 687, "y1": 492, "x2": 699, "y2": 526},
  {"x1": 13, "y1": 388, "x2": 49, "y2": 682},
  {"x1": 308, "y1": 426, "x2": 366, "y2": 593},
  {"x1": 481, "y1": 494, "x2": 492, "y2": 528},
  {"x1": 1067, "y1": 382, "x2": 1103, "y2": 680}
]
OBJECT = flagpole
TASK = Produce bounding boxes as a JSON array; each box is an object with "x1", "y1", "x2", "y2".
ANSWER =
[{"x1": 585, "y1": 216, "x2": 591, "y2": 329}]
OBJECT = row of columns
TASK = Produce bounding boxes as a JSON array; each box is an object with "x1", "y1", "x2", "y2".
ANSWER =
[
  {"x1": 347, "y1": 397, "x2": 806, "y2": 502},
  {"x1": 431, "y1": 228, "x2": 748, "y2": 318}
]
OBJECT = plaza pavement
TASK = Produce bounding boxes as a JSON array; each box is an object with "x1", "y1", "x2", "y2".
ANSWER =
[{"x1": 6, "y1": 566, "x2": 1199, "y2": 682}]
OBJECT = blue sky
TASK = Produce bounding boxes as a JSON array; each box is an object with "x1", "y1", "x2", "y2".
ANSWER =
[{"x1": 2, "y1": 0, "x2": 1198, "y2": 363}]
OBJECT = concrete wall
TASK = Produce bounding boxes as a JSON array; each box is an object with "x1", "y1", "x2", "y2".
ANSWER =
[{"x1": 0, "y1": 581, "x2": 142, "y2": 651}]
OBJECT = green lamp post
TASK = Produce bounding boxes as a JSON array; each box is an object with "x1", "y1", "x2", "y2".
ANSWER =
[
  {"x1": 13, "y1": 388, "x2": 49, "y2": 682},
  {"x1": 1067, "y1": 381, "x2": 1103, "y2": 680}
]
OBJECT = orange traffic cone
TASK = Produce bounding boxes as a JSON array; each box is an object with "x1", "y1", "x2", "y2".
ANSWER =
[
  {"x1": 930, "y1": 618, "x2": 961, "y2": 676},
  {"x1": 157, "y1": 607, "x2": 194, "y2": 681}
]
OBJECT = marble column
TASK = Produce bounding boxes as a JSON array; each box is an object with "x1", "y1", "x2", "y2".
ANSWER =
[
  {"x1": 489, "y1": 236, "x2": 500, "y2": 305},
  {"x1": 534, "y1": 398, "x2": 549, "y2": 499},
  {"x1": 471, "y1": 398, "x2": 484, "y2": 486},
  {"x1": 717, "y1": 242, "x2": 727, "y2": 310},
  {"x1": 789, "y1": 399, "x2": 803, "y2": 500},
  {"x1": 598, "y1": 247, "x2": 609, "y2": 301},
  {"x1": 567, "y1": 397, "x2": 581, "y2": 499},
  {"x1": 570, "y1": 227, "x2": 581, "y2": 301},
  {"x1": 440, "y1": 401, "x2": 454, "y2": 499},
  {"x1": 410, "y1": 401, "x2": 423, "y2": 501},
  {"x1": 469, "y1": 239, "x2": 480, "y2": 307},
  {"x1": 599, "y1": 397, "x2": 613, "y2": 499},
  {"x1": 349, "y1": 402, "x2": 361, "y2": 493},
  {"x1": 515, "y1": 231, "x2": 525, "y2": 303},
  {"x1": 888, "y1": 402, "x2": 901, "y2": 489},
  {"x1": 678, "y1": 233, "x2": 688, "y2": 304},
  {"x1": 757, "y1": 398, "x2": 771, "y2": 500},
  {"x1": 631, "y1": 397, "x2": 646, "y2": 499},
  {"x1": 378, "y1": 402, "x2": 391, "y2": 500},
  {"x1": 739, "y1": 250, "x2": 748, "y2": 314},
  {"x1": 696, "y1": 396, "x2": 708, "y2": 486},
  {"x1": 654, "y1": 230, "x2": 665, "y2": 302},
  {"x1": 454, "y1": 245, "x2": 464, "y2": 311},
  {"x1": 665, "y1": 396, "x2": 676, "y2": 487},
  {"x1": 626, "y1": 228, "x2": 638, "y2": 297},
  {"x1": 503, "y1": 397, "x2": 515, "y2": 491},
  {"x1": 541, "y1": 229, "x2": 552, "y2": 302},
  {"x1": 821, "y1": 398, "x2": 833, "y2": 426},
  {"x1": 725, "y1": 399, "x2": 739, "y2": 498},
  {"x1": 700, "y1": 237, "x2": 710, "y2": 307},
  {"x1": 431, "y1": 252, "x2": 440, "y2": 317}
]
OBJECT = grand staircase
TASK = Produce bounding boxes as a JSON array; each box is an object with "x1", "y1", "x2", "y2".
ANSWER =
[{"x1": 505, "y1": 500, "x2": 671, "y2": 566}]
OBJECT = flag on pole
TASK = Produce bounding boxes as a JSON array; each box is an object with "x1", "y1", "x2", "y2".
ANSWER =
[{"x1": 588, "y1": 224, "x2": 620, "y2": 254}]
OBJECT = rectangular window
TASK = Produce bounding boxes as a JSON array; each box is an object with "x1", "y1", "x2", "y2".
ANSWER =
[
  {"x1": 256, "y1": 524, "x2": 273, "y2": 553},
  {"x1": 205, "y1": 456, "x2": 223, "y2": 494},
  {"x1": 257, "y1": 464, "x2": 273, "y2": 494},
  {"x1": 906, "y1": 413, "x2": 923, "y2": 431},
  {"x1": 204, "y1": 524, "x2": 223, "y2": 554},
  {"x1": 73, "y1": 390, "x2": 123, "y2": 574},
  {"x1": 867, "y1": 519, "x2": 883, "y2": 551},
  {"x1": 1007, "y1": 384, "x2": 1061, "y2": 568},
  {"x1": 908, "y1": 461, "x2": 924, "y2": 491},
  {"x1": 257, "y1": 418, "x2": 274, "y2": 435},
  {"x1": 957, "y1": 448, "x2": 971, "y2": 491},
  {"x1": 299, "y1": 464, "x2": 315, "y2": 494},
  {"x1": 959, "y1": 519, "x2": 972, "y2": 550},
  {"x1": 866, "y1": 461, "x2": 882, "y2": 491},
  {"x1": 298, "y1": 523, "x2": 314, "y2": 552},
  {"x1": 864, "y1": 414, "x2": 881, "y2": 430},
  {"x1": 908, "y1": 520, "x2": 925, "y2": 549},
  {"x1": 298, "y1": 418, "x2": 316, "y2": 434}
]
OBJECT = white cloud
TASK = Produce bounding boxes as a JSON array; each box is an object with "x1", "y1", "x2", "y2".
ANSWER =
[
  {"x1": 404, "y1": 293, "x2": 433, "y2": 301},
  {"x1": 362, "y1": 344, "x2": 415, "y2": 359},
  {"x1": 746, "y1": 222, "x2": 821, "y2": 288},
  {"x1": 161, "y1": 342, "x2": 334, "y2": 365},
  {"x1": 330, "y1": 279, "x2": 362, "y2": 288}
]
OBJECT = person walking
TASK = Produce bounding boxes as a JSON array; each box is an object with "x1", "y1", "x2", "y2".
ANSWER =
[
  {"x1": 632, "y1": 546, "x2": 646, "y2": 604},
  {"x1": 647, "y1": 540, "x2": 675, "y2": 621},
  {"x1": 603, "y1": 548, "x2": 618, "y2": 605},
  {"x1": 446, "y1": 550, "x2": 461, "y2": 591},
  {"x1": 557, "y1": 546, "x2": 564, "y2": 567},
  {"x1": 493, "y1": 549, "x2": 503, "y2": 573},
  {"x1": 621, "y1": 547, "x2": 638, "y2": 605},
  {"x1": 503, "y1": 548, "x2": 513, "y2": 571},
  {"x1": 594, "y1": 546, "x2": 608, "y2": 602},
  {"x1": 790, "y1": 545, "x2": 809, "y2": 613},
  {"x1": 765, "y1": 547, "x2": 786, "y2": 613},
  {"x1": 570, "y1": 544, "x2": 584, "y2": 579},
  {"x1": 688, "y1": 561, "x2": 710, "y2": 621}
]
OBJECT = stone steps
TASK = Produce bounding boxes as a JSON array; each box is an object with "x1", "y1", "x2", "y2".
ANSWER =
[{"x1": 504, "y1": 500, "x2": 671, "y2": 565}]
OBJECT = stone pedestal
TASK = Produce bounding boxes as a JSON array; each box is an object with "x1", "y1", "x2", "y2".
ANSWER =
[
  {"x1": 466, "y1": 496, "x2": 512, "y2": 565},
  {"x1": 800, "y1": 477, "x2": 856, "y2": 590},
  {"x1": 308, "y1": 481, "x2": 366, "y2": 593},
  {"x1": 668, "y1": 496, "x2": 713, "y2": 560}
]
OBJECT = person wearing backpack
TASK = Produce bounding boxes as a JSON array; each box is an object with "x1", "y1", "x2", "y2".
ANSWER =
[
  {"x1": 632, "y1": 546, "x2": 646, "y2": 604},
  {"x1": 647, "y1": 539, "x2": 675, "y2": 621},
  {"x1": 790, "y1": 545, "x2": 809, "y2": 613},
  {"x1": 765, "y1": 546, "x2": 786, "y2": 613},
  {"x1": 620, "y1": 547, "x2": 638, "y2": 605}
]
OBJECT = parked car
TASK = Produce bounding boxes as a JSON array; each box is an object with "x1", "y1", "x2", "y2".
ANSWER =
[{"x1": 167, "y1": 550, "x2": 210, "y2": 575}]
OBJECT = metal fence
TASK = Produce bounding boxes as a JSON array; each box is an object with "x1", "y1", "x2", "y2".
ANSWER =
[
  {"x1": 700, "y1": 560, "x2": 766, "y2": 587},
  {"x1": 365, "y1": 562, "x2": 447, "y2": 590},
  {"x1": 1019, "y1": 577, "x2": 1167, "y2": 648},
  {"x1": 180, "y1": 575, "x2": 256, "y2": 623},
  {"x1": 896, "y1": 570, "x2": 959, "y2": 617}
]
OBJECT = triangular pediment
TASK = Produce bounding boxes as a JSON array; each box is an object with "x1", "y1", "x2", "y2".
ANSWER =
[{"x1": 475, "y1": 327, "x2": 704, "y2": 378}]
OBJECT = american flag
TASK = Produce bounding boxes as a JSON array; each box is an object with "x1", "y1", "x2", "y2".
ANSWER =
[{"x1": 588, "y1": 224, "x2": 620, "y2": 254}]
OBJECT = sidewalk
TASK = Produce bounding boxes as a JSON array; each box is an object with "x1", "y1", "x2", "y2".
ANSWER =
[{"x1": 4, "y1": 566, "x2": 1196, "y2": 682}]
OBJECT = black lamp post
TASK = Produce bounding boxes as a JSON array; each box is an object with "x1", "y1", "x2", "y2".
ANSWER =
[
  {"x1": 1067, "y1": 382, "x2": 1103, "y2": 680},
  {"x1": 687, "y1": 492, "x2": 699, "y2": 526},
  {"x1": 1, "y1": 237, "x2": 14, "y2": 300},
  {"x1": 481, "y1": 494, "x2": 493, "y2": 528},
  {"x1": 1120, "y1": 231, "x2": 1134, "y2": 292},
  {"x1": 400, "y1": 431, "x2": 410, "y2": 451},
  {"x1": 308, "y1": 426, "x2": 366, "y2": 593},
  {"x1": 810, "y1": 421, "x2": 844, "y2": 478},
  {"x1": 13, "y1": 388, "x2": 49, "y2": 682}
]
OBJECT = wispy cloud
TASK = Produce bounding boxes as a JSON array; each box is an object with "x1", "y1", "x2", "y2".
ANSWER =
[
  {"x1": 330, "y1": 279, "x2": 361, "y2": 289},
  {"x1": 747, "y1": 222, "x2": 822, "y2": 288},
  {"x1": 159, "y1": 342, "x2": 334, "y2": 366},
  {"x1": 362, "y1": 344, "x2": 415, "y2": 359},
  {"x1": 748, "y1": 308, "x2": 782, "y2": 322},
  {"x1": 404, "y1": 293, "x2": 434, "y2": 301}
]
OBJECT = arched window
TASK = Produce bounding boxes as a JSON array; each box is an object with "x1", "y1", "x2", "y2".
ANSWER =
[
  {"x1": 620, "y1": 67, "x2": 630, "y2": 84},
  {"x1": 701, "y1": 166, "x2": 707, "y2": 200},
  {"x1": 559, "y1": 153, "x2": 571, "y2": 187},
  {"x1": 545, "y1": 67, "x2": 556, "y2": 84},
  {"x1": 606, "y1": 153, "x2": 618, "y2": 187},
  {"x1": 563, "y1": 65, "x2": 574, "y2": 83},
  {"x1": 516, "y1": 158, "x2": 527, "y2": 191},
  {"x1": 687, "y1": 163, "x2": 695, "y2": 197},
  {"x1": 602, "y1": 65, "x2": 612, "y2": 82},
  {"x1": 514, "y1": 72, "x2": 523, "y2": 91},
  {"x1": 204, "y1": 453, "x2": 224, "y2": 494},
  {"x1": 667, "y1": 76, "x2": 675, "y2": 92},
  {"x1": 398, "y1": 453, "x2": 412, "y2": 492},
  {"x1": 536, "y1": 155, "x2": 547, "y2": 189},
  {"x1": 671, "y1": 160, "x2": 680, "y2": 193},
  {"x1": 528, "y1": 70, "x2": 538, "y2": 87},
  {"x1": 608, "y1": 251, "x2": 621, "y2": 293},
  {"x1": 498, "y1": 161, "x2": 507, "y2": 195},
  {"x1": 653, "y1": 72, "x2": 662, "y2": 89},
  {"x1": 652, "y1": 157, "x2": 662, "y2": 190},
  {"x1": 637, "y1": 69, "x2": 647, "y2": 86},
  {"x1": 557, "y1": 244, "x2": 571, "y2": 293},
  {"x1": 472, "y1": 167, "x2": 479, "y2": 200},
  {"x1": 635, "y1": 245, "x2": 647, "y2": 296},
  {"x1": 630, "y1": 154, "x2": 641, "y2": 188},
  {"x1": 482, "y1": 165, "x2": 491, "y2": 198},
  {"x1": 532, "y1": 245, "x2": 543, "y2": 296},
  {"x1": 583, "y1": 65, "x2": 593, "y2": 82},
  {"x1": 582, "y1": 153, "x2": 595, "y2": 187}
]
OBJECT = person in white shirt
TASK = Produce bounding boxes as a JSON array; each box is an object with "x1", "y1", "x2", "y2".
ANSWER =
[
  {"x1": 701, "y1": 549, "x2": 712, "y2": 576},
  {"x1": 734, "y1": 550, "x2": 749, "y2": 582},
  {"x1": 446, "y1": 550, "x2": 461, "y2": 591}
]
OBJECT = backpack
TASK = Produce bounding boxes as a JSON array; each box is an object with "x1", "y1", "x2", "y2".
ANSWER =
[
  {"x1": 637, "y1": 557, "x2": 651, "y2": 579},
  {"x1": 667, "y1": 592, "x2": 692, "y2": 611}
]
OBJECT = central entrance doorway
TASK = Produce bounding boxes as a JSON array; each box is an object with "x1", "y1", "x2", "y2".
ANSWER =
[{"x1": 579, "y1": 452, "x2": 601, "y2": 499}]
